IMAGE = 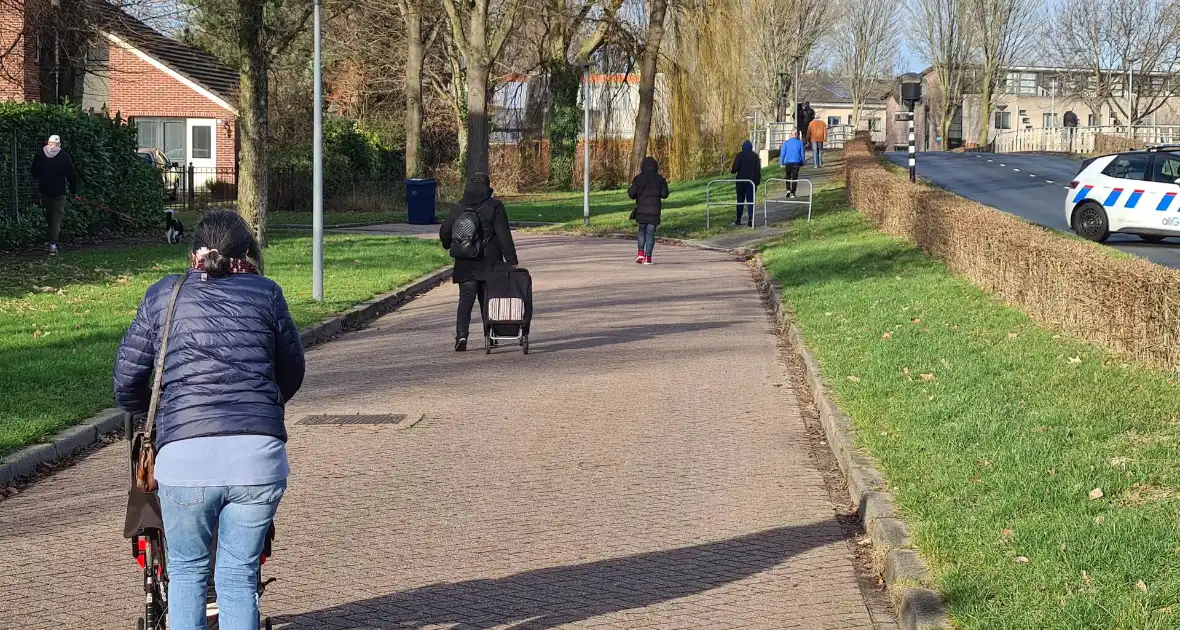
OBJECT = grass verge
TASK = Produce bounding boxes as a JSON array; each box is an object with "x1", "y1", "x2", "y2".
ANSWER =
[
  {"x1": 0, "y1": 234, "x2": 448, "y2": 456},
  {"x1": 173, "y1": 210, "x2": 407, "y2": 229},
  {"x1": 761, "y1": 185, "x2": 1180, "y2": 629}
]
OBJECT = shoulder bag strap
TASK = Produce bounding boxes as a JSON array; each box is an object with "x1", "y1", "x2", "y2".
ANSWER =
[{"x1": 143, "y1": 273, "x2": 187, "y2": 440}]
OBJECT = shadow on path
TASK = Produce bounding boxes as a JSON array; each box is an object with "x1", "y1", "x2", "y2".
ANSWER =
[{"x1": 275, "y1": 521, "x2": 848, "y2": 629}]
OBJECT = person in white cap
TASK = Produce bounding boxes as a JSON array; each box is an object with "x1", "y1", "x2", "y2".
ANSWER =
[{"x1": 30, "y1": 134, "x2": 78, "y2": 255}]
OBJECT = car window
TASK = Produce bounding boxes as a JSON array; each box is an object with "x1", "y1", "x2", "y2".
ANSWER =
[
  {"x1": 137, "y1": 153, "x2": 154, "y2": 165},
  {"x1": 1152, "y1": 154, "x2": 1180, "y2": 184},
  {"x1": 1101, "y1": 154, "x2": 1150, "y2": 181}
]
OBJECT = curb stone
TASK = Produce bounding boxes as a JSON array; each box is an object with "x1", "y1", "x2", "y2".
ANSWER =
[
  {"x1": 748, "y1": 257, "x2": 952, "y2": 630},
  {"x1": 1, "y1": 265, "x2": 453, "y2": 490}
]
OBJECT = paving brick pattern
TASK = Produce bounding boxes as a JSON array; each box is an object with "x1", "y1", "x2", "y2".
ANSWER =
[{"x1": 0, "y1": 235, "x2": 893, "y2": 629}]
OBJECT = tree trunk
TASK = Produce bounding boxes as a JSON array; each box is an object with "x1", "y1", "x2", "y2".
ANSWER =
[
  {"x1": 547, "y1": 62, "x2": 582, "y2": 189},
  {"x1": 629, "y1": 0, "x2": 668, "y2": 176},
  {"x1": 237, "y1": 0, "x2": 269, "y2": 246},
  {"x1": 466, "y1": 65, "x2": 490, "y2": 178},
  {"x1": 978, "y1": 80, "x2": 993, "y2": 147},
  {"x1": 404, "y1": 3, "x2": 425, "y2": 179}
]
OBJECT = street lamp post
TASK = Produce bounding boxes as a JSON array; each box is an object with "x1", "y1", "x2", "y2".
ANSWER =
[
  {"x1": 583, "y1": 63, "x2": 590, "y2": 227},
  {"x1": 311, "y1": 0, "x2": 324, "y2": 302}
]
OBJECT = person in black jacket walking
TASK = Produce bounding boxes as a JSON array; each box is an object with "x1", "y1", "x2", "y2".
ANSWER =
[
  {"x1": 730, "y1": 140, "x2": 762, "y2": 226},
  {"x1": 29, "y1": 134, "x2": 78, "y2": 255},
  {"x1": 628, "y1": 156, "x2": 670, "y2": 265},
  {"x1": 440, "y1": 172, "x2": 519, "y2": 351}
]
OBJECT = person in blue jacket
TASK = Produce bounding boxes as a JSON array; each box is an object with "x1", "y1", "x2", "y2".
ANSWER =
[
  {"x1": 779, "y1": 131, "x2": 806, "y2": 198},
  {"x1": 114, "y1": 211, "x2": 305, "y2": 630}
]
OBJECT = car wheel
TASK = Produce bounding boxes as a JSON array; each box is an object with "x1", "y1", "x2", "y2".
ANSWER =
[
  {"x1": 1073, "y1": 202, "x2": 1110, "y2": 243},
  {"x1": 1140, "y1": 234, "x2": 1166, "y2": 243}
]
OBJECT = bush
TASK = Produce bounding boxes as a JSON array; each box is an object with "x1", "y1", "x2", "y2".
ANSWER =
[
  {"x1": 845, "y1": 133, "x2": 1180, "y2": 370},
  {"x1": 269, "y1": 117, "x2": 405, "y2": 213},
  {"x1": 0, "y1": 103, "x2": 163, "y2": 248}
]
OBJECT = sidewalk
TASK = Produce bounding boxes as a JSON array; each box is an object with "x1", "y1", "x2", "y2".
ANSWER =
[{"x1": 0, "y1": 235, "x2": 894, "y2": 629}]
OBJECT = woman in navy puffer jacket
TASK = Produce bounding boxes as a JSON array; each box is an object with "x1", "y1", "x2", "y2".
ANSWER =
[{"x1": 114, "y1": 211, "x2": 305, "y2": 630}]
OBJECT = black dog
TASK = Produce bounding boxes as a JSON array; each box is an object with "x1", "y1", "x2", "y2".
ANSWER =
[{"x1": 165, "y1": 210, "x2": 184, "y2": 244}]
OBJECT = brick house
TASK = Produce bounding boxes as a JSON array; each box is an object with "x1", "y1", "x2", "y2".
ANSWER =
[{"x1": 0, "y1": 0, "x2": 238, "y2": 174}]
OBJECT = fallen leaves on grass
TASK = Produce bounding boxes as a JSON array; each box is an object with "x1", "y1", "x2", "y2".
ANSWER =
[
  {"x1": 1137, "y1": 580, "x2": 1149, "y2": 592},
  {"x1": 1089, "y1": 487, "x2": 1105, "y2": 500},
  {"x1": 1120, "y1": 482, "x2": 1177, "y2": 506},
  {"x1": 847, "y1": 375, "x2": 861, "y2": 383},
  {"x1": 881, "y1": 331, "x2": 893, "y2": 339},
  {"x1": 1110, "y1": 456, "x2": 1131, "y2": 468},
  {"x1": 920, "y1": 373, "x2": 936, "y2": 382},
  {"x1": 911, "y1": 318, "x2": 922, "y2": 324},
  {"x1": 1008, "y1": 332, "x2": 1019, "y2": 339},
  {"x1": 1069, "y1": 356, "x2": 1082, "y2": 365},
  {"x1": 1014, "y1": 556, "x2": 1030, "y2": 564},
  {"x1": 1082, "y1": 570, "x2": 1092, "y2": 585},
  {"x1": 1001, "y1": 528, "x2": 1013, "y2": 539}
]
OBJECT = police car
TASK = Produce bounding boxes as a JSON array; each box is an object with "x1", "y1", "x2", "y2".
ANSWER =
[{"x1": 1066, "y1": 144, "x2": 1180, "y2": 243}]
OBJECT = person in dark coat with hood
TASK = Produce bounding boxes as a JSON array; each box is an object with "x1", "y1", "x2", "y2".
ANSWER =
[
  {"x1": 113, "y1": 210, "x2": 304, "y2": 630},
  {"x1": 730, "y1": 140, "x2": 762, "y2": 226},
  {"x1": 440, "y1": 172, "x2": 519, "y2": 351},
  {"x1": 29, "y1": 134, "x2": 78, "y2": 255},
  {"x1": 628, "y1": 156, "x2": 670, "y2": 264}
]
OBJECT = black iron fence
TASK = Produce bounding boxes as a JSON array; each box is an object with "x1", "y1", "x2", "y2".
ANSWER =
[
  {"x1": 2, "y1": 133, "x2": 47, "y2": 218},
  {"x1": 163, "y1": 165, "x2": 238, "y2": 212}
]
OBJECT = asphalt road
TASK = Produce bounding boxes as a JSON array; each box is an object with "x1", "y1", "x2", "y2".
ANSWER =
[{"x1": 884, "y1": 151, "x2": 1180, "y2": 269}]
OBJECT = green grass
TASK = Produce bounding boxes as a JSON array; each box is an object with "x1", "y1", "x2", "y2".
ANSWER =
[
  {"x1": 0, "y1": 234, "x2": 448, "y2": 456},
  {"x1": 173, "y1": 210, "x2": 407, "y2": 229},
  {"x1": 760, "y1": 187, "x2": 1180, "y2": 629},
  {"x1": 508, "y1": 166, "x2": 785, "y2": 239}
]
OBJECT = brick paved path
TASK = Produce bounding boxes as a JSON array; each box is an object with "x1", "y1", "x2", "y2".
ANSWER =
[{"x1": 0, "y1": 236, "x2": 894, "y2": 629}]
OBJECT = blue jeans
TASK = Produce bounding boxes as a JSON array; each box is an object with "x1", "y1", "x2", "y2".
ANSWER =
[
  {"x1": 159, "y1": 482, "x2": 286, "y2": 630},
  {"x1": 813, "y1": 142, "x2": 824, "y2": 167},
  {"x1": 637, "y1": 222, "x2": 657, "y2": 257}
]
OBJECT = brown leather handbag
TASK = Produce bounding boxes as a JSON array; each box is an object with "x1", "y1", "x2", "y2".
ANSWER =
[{"x1": 134, "y1": 273, "x2": 187, "y2": 493}]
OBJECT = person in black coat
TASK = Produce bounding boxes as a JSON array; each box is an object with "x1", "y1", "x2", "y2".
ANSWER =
[
  {"x1": 628, "y1": 156, "x2": 670, "y2": 265},
  {"x1": 29, "y1": 134, "x2": 78, "y2": 255},
  {"x1": 440, "y1": 172, "x2": 519, "y2": 351},
  {"x1": 730, "y1": 140, "x2": 762, "y2": 226}
]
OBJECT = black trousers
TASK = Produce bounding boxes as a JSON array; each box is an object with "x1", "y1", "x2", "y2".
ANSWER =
[
  {"x1": 735, "y1": 182, "x2": 755, "y2": 224},
  {"x1": 783, "y1": 164, "x2": 800, "y2": 195},
  {"x1": 456, "y1": 280, "x2": 487, "y2": 339}
]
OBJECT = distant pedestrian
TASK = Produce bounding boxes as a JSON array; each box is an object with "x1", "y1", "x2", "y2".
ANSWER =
[
  {"x1": 730, "y1": 140, "x2": 762, "y2": 227},
  {"x1": 440, "y1": 172, "x2": 519, "y2": 352},
  {"x1": 628, "y1": 156, "x2": 669, "y2": 265},
  {"x1": 779, "y1": 131, "x2": 805, "y2": 198},
  {"x1": 29, "y1": 134, "x2": 78, "y2": 255},
  {"x1": 801, "y1": 102, "x2": 816, "y2": 144},
  {"x1": 1063, "y1": 110, "x2": 1079, "y2": 152},
  {"x1": 113, "y1": 211, "x2": 305, "y2": 630},
  {"x1": 808, "y1": 117, "x2": 828, "y2": 167}
]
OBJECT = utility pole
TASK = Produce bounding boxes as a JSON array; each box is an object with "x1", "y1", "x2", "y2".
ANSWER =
[
  {"x1": 311, "y1": 0, "x2": 324, "y2": 302},
  {"x1": 583, "y1": 64, "x2": 591, "y2": 227}
]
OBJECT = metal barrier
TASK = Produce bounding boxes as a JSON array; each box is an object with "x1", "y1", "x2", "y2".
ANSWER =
[
  {"x1": 705, "y1": 179, "x2": 762, "y2": 228},
  {"x1": 762, "y1": 178, "x2": 814, "y2": 221}
]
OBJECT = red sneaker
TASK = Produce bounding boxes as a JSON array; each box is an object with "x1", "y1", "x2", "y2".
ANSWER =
[
  {"x1": 643, "y1": 255, "x2": 653, "y2": 265},
  {"x1": 635, "y1": 251, "x2": 645, "y2": 263}
]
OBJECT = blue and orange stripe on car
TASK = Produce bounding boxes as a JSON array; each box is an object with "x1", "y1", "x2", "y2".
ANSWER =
[
  {"x1": 1104, "y1": 188, "x2": 1124, "y2": 207},
  {"x1": 1073, "y1": 185, "x2": 1094, "y2": 204},
  {"x1": 1159, "y1": 192, "x2": 1178, "y2": 211},
  {"x1": 1125, "y1": 189, "x2": 1145, "y2": 209}
]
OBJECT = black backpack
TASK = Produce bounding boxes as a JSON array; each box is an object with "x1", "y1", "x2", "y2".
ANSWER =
[{"x1": 449, "y1": 205, "x2": 485, "y2": 260}]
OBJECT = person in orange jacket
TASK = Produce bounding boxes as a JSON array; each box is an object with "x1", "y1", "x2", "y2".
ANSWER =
[{"x1": 807, "y1": 116, "x2": 828, "y2": 167}]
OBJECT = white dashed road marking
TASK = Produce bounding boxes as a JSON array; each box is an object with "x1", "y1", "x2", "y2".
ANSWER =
[
  {"x1": 1000, "y1": 163, "x2": 1007, "y2": 167},
  {"x1": 1046, "y1": 180, "x2": 1055, "y2": 184},
  {"x1": 988, "y1": 159, "x2": 994, "y2": 162},
  {"x1": 1013, "y1": 168, "x2": 1021, "y2": 172}
]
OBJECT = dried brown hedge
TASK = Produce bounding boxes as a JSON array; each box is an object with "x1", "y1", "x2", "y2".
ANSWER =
[
  {"x1": 845, "y1": 132, "x2": 1180, "y2": 370},
  {"x1": 1093, "y1": 133, "x2": 1146, "y2": 154}
]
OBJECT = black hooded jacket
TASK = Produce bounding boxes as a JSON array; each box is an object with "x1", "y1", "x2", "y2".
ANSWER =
[
  {"x1": 440, "y1": 180, "x2": 519, "y2": 284},
  {"x1": 628, "y1": 157, "x2": 670, "y2": 225},
  {"x1": 730, "y1": 140, "x2": 762, "y2": 185}
]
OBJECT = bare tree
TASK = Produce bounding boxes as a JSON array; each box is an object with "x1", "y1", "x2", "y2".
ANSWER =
[
  {"x1": 831, "y1": 0, "x2": 898, "y2": 130},
  {"x1": 909, "y1": 0, "x2": 972, "y2": 150},
  {"x1": 440, "y1": 0, "x2": 522, "y2": 179},
  {"x1": 745, "y1": 0, "x2": 829, "y2": 123},
  {"x1": 1052, "y1": 0, "x2": 1180, "y2": 126},
  {"x1": 629, "y1": 0, "x2": 667, "y2": 176},
  {"x1": 968, "y1": 0, "x2": 1041, "y2": 145}
]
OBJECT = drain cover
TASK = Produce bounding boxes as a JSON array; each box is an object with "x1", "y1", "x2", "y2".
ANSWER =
[{"x1": 299, "y1": 414, "x2": 406, "y2": 426}]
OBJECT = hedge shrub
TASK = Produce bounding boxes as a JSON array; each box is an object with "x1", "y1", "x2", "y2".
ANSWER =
[{"x1": 0, "y1": 102, "x2": 164, "y2": 249}]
